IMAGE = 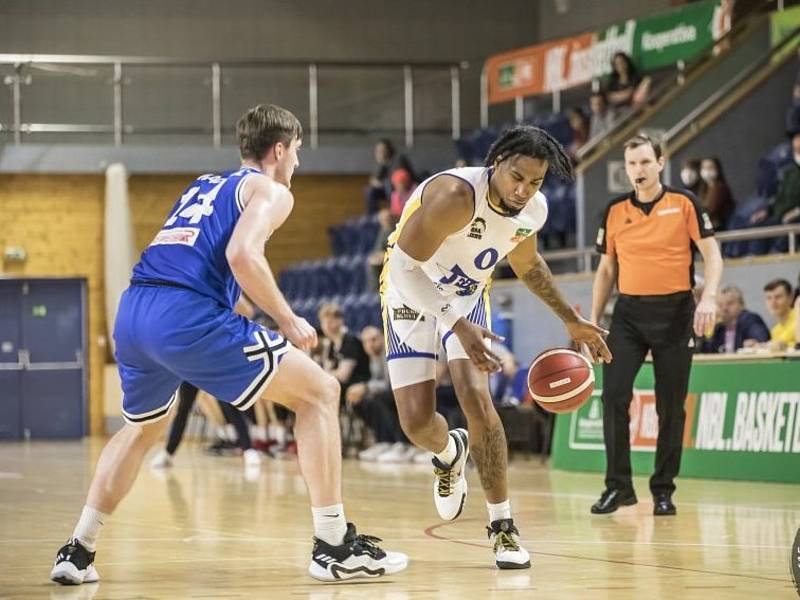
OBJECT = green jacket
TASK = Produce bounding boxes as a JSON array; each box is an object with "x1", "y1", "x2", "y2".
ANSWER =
[{"x1": 772, "y1": 161, "x2": 800, "y2": 219}]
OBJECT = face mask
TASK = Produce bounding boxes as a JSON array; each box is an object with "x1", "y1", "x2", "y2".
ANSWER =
[
  {"x1": 700, "y1": 169, "x2": 717, "y2": 183},
  {"x1": 680, "y1": 168, "x2": 698, "y2": 186}
]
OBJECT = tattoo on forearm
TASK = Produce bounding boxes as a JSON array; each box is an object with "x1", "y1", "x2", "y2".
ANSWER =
[
  {"x1": 521, "y1": 256, "x2": 577, "y2": 322},
  {"x1": 470, "y1": 422, "x2": 507, "y2": 493}
]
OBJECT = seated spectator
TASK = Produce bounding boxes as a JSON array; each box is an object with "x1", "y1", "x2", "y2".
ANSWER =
[
  {"x1": 389, "y1": 168, "x2": 417, "y2": 219},
  {"x1": 347, "y1": 325, "x2": 415, "y2": 463},
  {"x1": 699, "y1": 157, "x2": 735, "y2": 230},
  {"x1": 755, "y1": 278, "x2": 797, "y2": 351},
  {"x1": 566, "y1": 106, "x2": 590, "y2": 158},
  {"x1": 367, "y1": 207, "x2": 395, "y2": 291},
  {"x1": 700, "y1": 285, "x2": 770, "y2": 353},
  {"x1": 366, "y1": 138, "x2": 395, "y2": 214},
  {"x1": 604, "y1": 52, "x2": 651, "y2": 111},
  {"x1": 679, "y1": 158, "x2": 707, "y2": 199},
  {"x1": 588, "y1": 91, "x2": 615, "y2": 141},
  {"x1": 489, "y1": 343, "x2": 519, "y2": 405},
  {"x1": 748, "y1": 130, "x2": 800, "y2": 251},
  {"x1": 318, "y1": 302, "x2": 371, "y2": 397}
]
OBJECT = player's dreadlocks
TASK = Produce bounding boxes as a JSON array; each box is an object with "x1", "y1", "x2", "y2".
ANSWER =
[{"x1": 484, "y1": 125, "x2": 574, "y2": 181}]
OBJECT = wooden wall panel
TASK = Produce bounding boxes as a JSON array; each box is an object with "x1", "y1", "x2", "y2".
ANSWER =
[{"x1": 1, "y1": 171, "x2": 366, "y2": 432}]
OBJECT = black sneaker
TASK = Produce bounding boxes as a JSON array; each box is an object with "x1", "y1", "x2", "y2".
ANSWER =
[
  {"x1": 590, "y1": 488, "x2": 638, "y2": 514},
  {"x1": 308, "y1": 522, "x2": 408, "y2": 582},
  {"x1": 50, "y1": 538, "x2": 99, "y2": 585},
  {"x1": 204, "y1": 439, "x2": 239, "y2": 456},
  {"x1": 653, "y1": 493, "x2": 676, "y2": 516},
  {"x1": 487, "y1": 519, "x2": 531, "y2": 569}
]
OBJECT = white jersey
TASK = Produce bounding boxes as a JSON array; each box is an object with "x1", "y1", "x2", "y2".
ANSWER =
[{"x1": 382, "y1": 166, "x2": 548, "y2": 304}]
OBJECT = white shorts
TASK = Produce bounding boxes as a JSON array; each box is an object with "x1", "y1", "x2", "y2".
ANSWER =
[{"x1": 382, "y1": 288, "x2": 491, "y2": 389}]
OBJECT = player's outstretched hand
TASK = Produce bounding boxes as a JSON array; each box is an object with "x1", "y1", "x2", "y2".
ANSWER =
[
  {"x1": 565, "y1": 317, "x2": 612, "y2": 363},
  {"x1": 279, "y1": 314, "x2": 318, "y2": 351},
  {"x1": 452, "y1": 318, "x2": 504, "y2": 373}
]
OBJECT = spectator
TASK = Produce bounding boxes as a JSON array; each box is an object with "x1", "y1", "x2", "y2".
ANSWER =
[
  {"x1": 389, "y1": 168, "x2": 417, "y2": 219},
  {"x1": 699, "y1": 157, "x2": 735, "y2": 230},
  {"x1": 367, "y1": 207, "x2": 395, "y2": 291},
  {"x1": 318, "y1": 303, "x2": 371, "y2": 397},
  {"x1": 347, "y1": 325, "x2": 415, "y2": 463},
  {"x1": 748, "y1": 130, "x2": 800, "y2": 250},
  {"x1": 604, "y1": 52, "x2": 650, "y2": 110},
  {"x1": 679, "y1": 158, "x2": 707, "y2": 199},
  {"x1": 701, "y1": 285, "x2": 770, "y2": 353},
  {"x1": 566, "y1": 106, "x2": 590, "y2": 157},
  {"x1": 366, "y1": 138, "x2": 395, "y2": 214},
  {"x1": 588, "y1": 91, "x2": 615, "y2": 140},
  {"x1": 757, "y1": 278, "x2": 797, "y2": 351}
]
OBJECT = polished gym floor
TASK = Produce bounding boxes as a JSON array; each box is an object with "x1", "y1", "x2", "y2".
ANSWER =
[{"x1": 1, "y1": 439, "x2": 798, "y2": 599}]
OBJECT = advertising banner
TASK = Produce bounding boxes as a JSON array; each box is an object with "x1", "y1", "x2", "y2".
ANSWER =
[
  {"x1": 485, "y1": 0, "x2": 725, "y2": 104},
  {"x1": 551, "y1": 359, "x2": 800, "y2": 483}
]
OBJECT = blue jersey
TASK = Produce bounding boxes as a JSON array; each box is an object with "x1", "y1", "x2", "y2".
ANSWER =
[{"x1": 132, "y1": 166, "x2": 259, "y2": 308}]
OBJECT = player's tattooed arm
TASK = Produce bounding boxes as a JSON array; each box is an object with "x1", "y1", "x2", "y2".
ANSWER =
[
  {"x1": 507, "y1": 233, "x2": 578, "y2": 324},
  {"x1": 519, "y1": 252, "x2": 579, "y2": 323}
]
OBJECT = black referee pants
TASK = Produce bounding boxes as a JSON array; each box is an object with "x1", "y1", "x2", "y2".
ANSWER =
[{"x1": 602, "y1": 291, "x2": 695, "y2": 496}]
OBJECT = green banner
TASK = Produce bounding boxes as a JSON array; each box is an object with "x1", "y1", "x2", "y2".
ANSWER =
[
  {"x1": 770, "y1": 5, "x2": 800, "y2": 64},
  {"x1": 634, "y1": 0, "x2": 719, "y2": 71},
  {"x1": 551, "y1": 358, "x2": 800, "y2": 484}
]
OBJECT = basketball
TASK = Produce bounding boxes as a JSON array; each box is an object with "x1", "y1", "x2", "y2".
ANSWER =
[{"x1": 527, "y1": 348, "x2": 594, "y2": 414}]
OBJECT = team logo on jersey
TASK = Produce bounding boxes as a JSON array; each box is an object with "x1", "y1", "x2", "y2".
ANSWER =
[
  {"x1": 151, "y1": 227, "x2": 200, "y2": 247},
  {"x1": 393, "y1": 305, "x2": 424, "y2": 321},
  {"x1": 468, "y1": 217, "x2": 487, "y2": 240},
  {"x1": 510, "y1": 227, "x2": 532, "y2": 243},
  {"x1": 439, "y1": 264, "x2": 480, "y2": 297}
]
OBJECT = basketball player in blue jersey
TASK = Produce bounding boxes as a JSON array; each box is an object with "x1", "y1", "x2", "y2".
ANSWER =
[
  {"x1": 50, "y1": 104, "x2": 407, "y2": 586},
  {"x1": 380, "y1": 126, "x2": 612, "y2": 569}
]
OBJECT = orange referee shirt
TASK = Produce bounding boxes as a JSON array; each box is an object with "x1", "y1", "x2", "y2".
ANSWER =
[{"x1": 595, "y1": 186, "x2": 715, "y2": 296}]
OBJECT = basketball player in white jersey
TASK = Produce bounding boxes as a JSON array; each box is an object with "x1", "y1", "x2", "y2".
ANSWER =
[{"x1": 380, "y1": 125, "x2": 612, "y2": 568}]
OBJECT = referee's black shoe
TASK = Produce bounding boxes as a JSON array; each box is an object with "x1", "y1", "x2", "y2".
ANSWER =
[
  {"x1": 590, "y1": 488, "x2": 638, "y2": 514},
  {"x1": 653, "y1": 493, "x2": 676, "y2": 516}
]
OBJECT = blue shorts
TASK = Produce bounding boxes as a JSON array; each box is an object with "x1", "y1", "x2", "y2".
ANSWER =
[{"x1": 114, "y1": 284, "x2": 289, "y2": 425}]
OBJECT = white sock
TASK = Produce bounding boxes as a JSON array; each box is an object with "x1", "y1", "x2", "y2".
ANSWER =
[
  {"x1": 487, "y1": 500, "x2": 512, "y2": 524},
  {"x1": 254, "y1": 426, "x2": 268, "y2": 442},
  {"x1": 72, "y1": 505, "x2": 108, "y2": 552},
  {"x1": 224, "y1": 424, "x2": 236, "y2": 441},
  {"x1": 311, "y1": 504, "x2": 347, "y2": 546},
  {"x1": 434, "y1": 432, "x2": 458, "y2": 466},
  {"x1": 214, "y1": 425, "x2": 227, "y2": 440},
  {"x1": 268, "y1": 424, "x2": 281, "y2": 442}
]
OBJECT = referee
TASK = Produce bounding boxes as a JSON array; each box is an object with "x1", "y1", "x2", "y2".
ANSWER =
[{"x1": 590, "y1": 134, "x2": 723, "y2": 516}]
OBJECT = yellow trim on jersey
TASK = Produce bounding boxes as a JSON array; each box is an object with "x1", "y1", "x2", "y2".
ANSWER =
[{"x1": 379, "y1": 195, "x2": 423, "y2": 300}]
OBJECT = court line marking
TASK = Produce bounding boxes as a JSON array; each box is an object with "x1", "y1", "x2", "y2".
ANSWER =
[{"x1": 423, "y1": 518, "x2": 795, "y2": 585}]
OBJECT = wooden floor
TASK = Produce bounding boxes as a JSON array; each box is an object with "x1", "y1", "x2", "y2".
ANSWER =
[{"x1": 1, "y1": 439, "x2": 798, "y2": 600}]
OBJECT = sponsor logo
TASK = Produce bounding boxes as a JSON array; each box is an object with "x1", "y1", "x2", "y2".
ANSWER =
[
  {"x1": 549, "y1": 377, "x2": 572, "y2": 389},
  {"x1": 150, "y1": 227, "x2": 200, "y2": 247},
  {"x1": 596, "y1": 228, "x2": 605, "y2": 245},
  {"x1": 468, "y1": 217, "x2": 487, "y2": 240},
  {"x1": 510, "y1": 227, "x2": 533, "y2": 243},
  {"x1": 393, "y1": 305, "x2": 424, "y2": 321},
  {"x1": 702, "y1": 212, "x2": 713, "y2": 230},
  {"x1": 656, "y1": 207, "x2": 680, "y2": 216}
]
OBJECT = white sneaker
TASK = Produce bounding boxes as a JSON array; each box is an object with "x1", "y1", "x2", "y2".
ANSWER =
[
  {"x1": 432, "y1": 428, "x2": 469, "y2": 521},
  {"x1": 358, "y1": 442, "x2": 392, "y2": 462},
  {"x1": 308, "y1": 522, "x2": 408, "y2": 582},
  {"x1": 51, "y1": 539, "x2": 100, "y2": 585},
  {"x1": 488, "y1": 519, "x2": 531, "y2": 569},
  {"x1": 243, "y1": 448, "x2": 262, "y2": 467},
  {"x1": 376, "y1": 443, "x2": 416, "y2": 463},
  {"x1": 149, "y1": 449, "x2": 173, "y2": 469}
]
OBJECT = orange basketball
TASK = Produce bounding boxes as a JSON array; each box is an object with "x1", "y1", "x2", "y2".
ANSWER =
[{"x1": 527, "y1": 348, "x2": 594, "y2": 414}]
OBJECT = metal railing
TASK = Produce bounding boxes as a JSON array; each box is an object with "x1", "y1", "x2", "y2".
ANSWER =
[
  {"x1": 537, "y1": 223, "x2": 800, "y2": 274},
  {"x1": 0, "y1": 54, "x2": 468, "y2": 148}
]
